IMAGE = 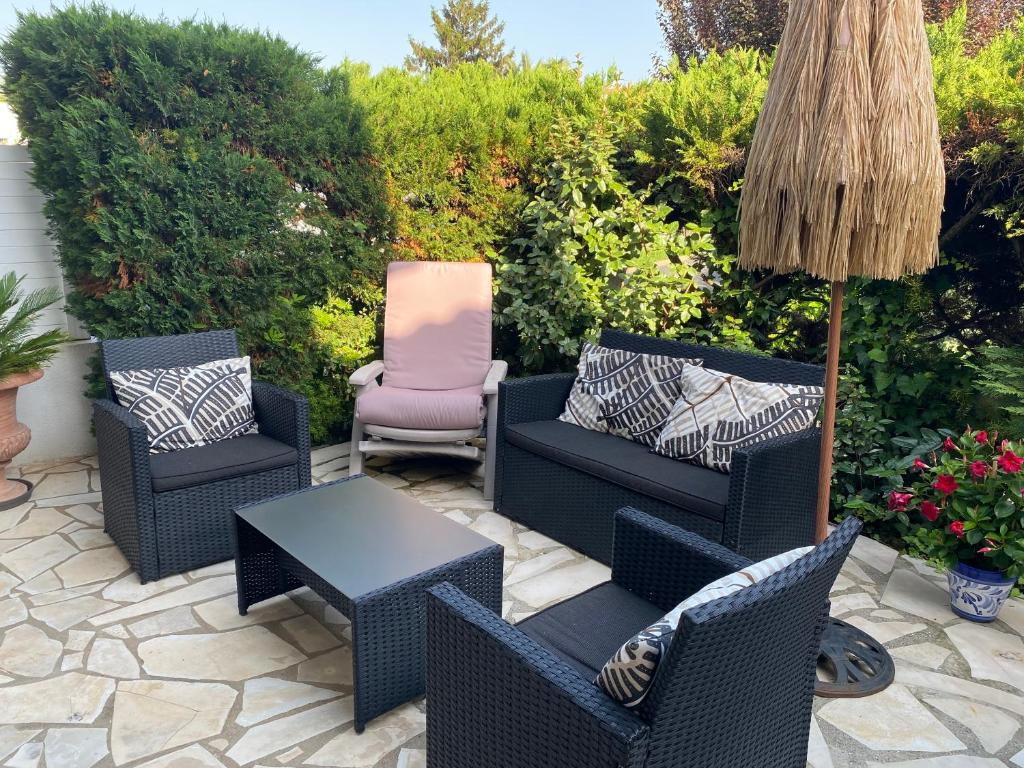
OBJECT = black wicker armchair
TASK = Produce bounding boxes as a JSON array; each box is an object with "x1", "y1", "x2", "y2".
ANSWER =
[
  {"x1": 494, "y1": 329, "x2": 826, "y2": 563},
  {"x1": 94, "y1": 329, "x2": 311, "y2": 583},
  {"x1": 426, "y1": 509, "x2": 861, "y2": 768}
]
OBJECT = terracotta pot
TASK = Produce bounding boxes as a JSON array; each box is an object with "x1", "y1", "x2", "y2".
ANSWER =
[{"x1": 0, "y1": 369, "x2": 43, "y2": 502}]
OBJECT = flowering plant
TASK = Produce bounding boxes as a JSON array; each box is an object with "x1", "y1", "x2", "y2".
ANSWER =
[{"x1": 894, "y1": 428, "x2": 1024, "y2": 579}]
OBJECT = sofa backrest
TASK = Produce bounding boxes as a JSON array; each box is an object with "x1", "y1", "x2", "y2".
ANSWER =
[
  {"x1": 383, "y1": 261, "x2": 493, "y2": 391},
  {"x1": 598, "y1": 329, "x2": 825, "y2": 387},
  {"x1": 100, "y1": 329, "x2": 240, "y2": 403},
  {"x1": 635, "y1": 516, "x2": 860, "y2": 767}
]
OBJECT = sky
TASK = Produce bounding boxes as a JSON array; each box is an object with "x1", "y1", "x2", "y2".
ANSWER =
[{"x1": 0, "y1": 1, "x2": 665, "y2": 82}]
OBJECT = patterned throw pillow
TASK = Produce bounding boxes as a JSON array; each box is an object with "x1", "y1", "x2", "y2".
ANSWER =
[
  {"x1": 595, "y1": 545, "x2": 814, "y2": 707},
  {"x1": 110, "y1": 356, "x2": 257, "y2": 454},
  {"x1": 654, "y1": 365, "x2": 824, "y2": 472},
  {"x1": 559, "y1": 343, "x2": 702, "y2": 442}
]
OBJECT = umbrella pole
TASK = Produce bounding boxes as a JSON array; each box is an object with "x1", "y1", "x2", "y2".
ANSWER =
[
  {"x1": 815, "y1": 280, "x2": 845, "y2": 543},
  {"x1": 812, "y1": 280, "x2": 895, "y2": 699}
]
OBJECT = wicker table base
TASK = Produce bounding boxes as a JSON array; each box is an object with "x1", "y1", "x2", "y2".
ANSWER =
[{"x1": 233, "y1": 476, "x2": 504, "y2": 732}]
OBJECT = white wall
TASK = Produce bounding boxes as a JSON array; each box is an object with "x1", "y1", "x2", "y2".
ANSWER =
[{"x1": 0, "y1": 136, "x2": 96, "y2": 465}]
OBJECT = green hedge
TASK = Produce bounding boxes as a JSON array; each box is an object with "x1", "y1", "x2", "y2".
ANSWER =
[
  {"x1": 0, "y1": 5, "x2": 390, "y2": 440},
  {"x1": 3, "y1": 7, "x2": 1023, "y2": 541}
]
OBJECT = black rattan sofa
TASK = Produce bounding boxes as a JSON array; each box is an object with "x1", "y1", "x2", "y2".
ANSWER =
[
  {"x1": 426, "y1": 509, "x2": 861, "y2": 768},
  {"x1": 494, "y1": 329, "x2": 825, "y2": 563},
  {"x1": 94, "y1": 329, "x2": 312, "y2": 583}
]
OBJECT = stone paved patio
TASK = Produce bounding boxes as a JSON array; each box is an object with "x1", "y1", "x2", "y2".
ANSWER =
[{"x1": 0, "y1": 445, "x2": 1023, "y2": 767}]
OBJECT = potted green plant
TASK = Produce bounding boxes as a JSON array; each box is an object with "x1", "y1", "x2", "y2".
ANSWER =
[
  {"x1": 0, "y1": 272, "x2": 68, "y2": 505},
  {"x1": 892, "y1": 427, "x2": 1022, "y2": 622}
]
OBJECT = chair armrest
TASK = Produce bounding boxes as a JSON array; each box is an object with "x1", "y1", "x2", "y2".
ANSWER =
[
  {"x1": 497, "y1": 372, "x2": 576, "y2": 426},
  {"x1": 726, "y1": 428, "x2": 821, "y2": 559},
  {"x1": 348, "y1": 360, "x2": 385, "y2": 387},
  {"x1": 427, "y1": 583, "x2": 649, "y2": 768},
  {"x1": 252, "y1": 381, "x2": 311, "y2": 485},
  {"x1": 482, "y1": 359, "x2": 508, "y2": 395},
  {"x1": 612, "y1": 507, "x2": 752, "y2": 613},
  {"x1": 93, "y1": 398, "x2": 158, "y2": 580},
  {"x1": 492, "y1": 372, "x2": 577, "y2": 508}
]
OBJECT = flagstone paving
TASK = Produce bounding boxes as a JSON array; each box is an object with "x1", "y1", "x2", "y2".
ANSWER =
[{"x1": 1, "y1": 447, "x2": 1022, "y2": 767}]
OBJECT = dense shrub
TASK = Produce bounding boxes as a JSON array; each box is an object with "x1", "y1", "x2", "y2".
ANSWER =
[
  {"x1": 344, "y1": 60, "x2": 606, "y2": 265},
  {"x1": 3, "y1": 6, "x2": 1023, "y2": 542},
  {"x1": 496, "y1": 113, "x2": 717, "y2": 371},
  {"x1": 0, "y1": 5, "x2": 390, "y2": 441}
]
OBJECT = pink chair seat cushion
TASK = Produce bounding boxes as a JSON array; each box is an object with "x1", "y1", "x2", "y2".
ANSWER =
[
  {"x1": 383, "y1": 262, "x2": 493, "y2": 391},
  {"x1": 356, "y1": 385, "x2": 485, "y2": 431}
]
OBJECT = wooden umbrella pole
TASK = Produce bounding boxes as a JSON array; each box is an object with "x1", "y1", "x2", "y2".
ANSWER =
[{"x1": 815, "y1": 280, "x2": 845, "y2": 543}]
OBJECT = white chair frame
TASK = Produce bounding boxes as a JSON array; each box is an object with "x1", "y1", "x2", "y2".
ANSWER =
[{"x1": 348, "y1": 359, "x2": 508, "y2": 500}]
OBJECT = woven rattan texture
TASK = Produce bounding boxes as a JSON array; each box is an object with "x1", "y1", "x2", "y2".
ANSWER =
[
  {"x1": 426, "y1": 582, "x2": 649, "y2": 768},
  {"x1": 95, "y1": 331, "x2": 311, "y2": 583},
  {"x1": 234, "y1": 478, "x2": 503, "y2": 732},
  {"x1": 637, "y1": 514, "x2": 860, "y2": 767},
  {"x1": 100, "y1": 329, "x2": 240, "y2": 401},
  {"x1": 494, "y1": 332, "x2": 826, "y2": 562},
  {"x1": 425, "y1": 509, "x2": 860, "y2": 768},
  {"x1": 599, "y1": 329, "x2": 825, "y2": 386}
]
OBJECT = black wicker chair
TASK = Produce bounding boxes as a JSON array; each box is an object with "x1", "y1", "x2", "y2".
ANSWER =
[
  {"x1": 94, "y1": 329, "x2": 312, "y2": 583},
  {"x1": 494, "y1": 329, "x2": 826, "y2": 563},
  {"x1": 426, "y1": 509, "x2": 861, "y2": 768}
]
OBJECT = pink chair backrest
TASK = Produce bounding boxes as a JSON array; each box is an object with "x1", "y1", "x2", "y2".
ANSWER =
[{"x1": 383, "y1": 261, "x2": 493, "y2": 391}]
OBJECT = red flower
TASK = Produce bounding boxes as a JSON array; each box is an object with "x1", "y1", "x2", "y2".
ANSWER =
[
  {"x1": 933, "y1": 474, "x2": 959, "y2": 495},
  {"x1": 975, "y1": 430, "x2": 989, "y2": 444},
  {"x1": 949, "y1": 520, "x2": 965, "y2": 538},
  {"x1": 887, "y1": 491, "x2": 913, "y2": 512},
  {"x1": 998, "y1": 450, "x2": 1023, "y2": 474},
  {"x1": 978, "y1": 546, "x2": 994, "y2": 554},
  {"x1": 919, "y1": 500, "x2": 940, "y2": 522},
  {"x1": 943, "y1": 436, "x2": 957, "y2": 452},
  {"x1": 913, "y1": 458, "x2": 929, "y2": 471},
  {"x1": 970, "y1": 460, "x2": 989, "y2": 479}
]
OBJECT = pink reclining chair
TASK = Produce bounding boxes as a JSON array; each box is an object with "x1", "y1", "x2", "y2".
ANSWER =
[{"x1": 348, "y1": 262, "x2": 507, "y2": 499}]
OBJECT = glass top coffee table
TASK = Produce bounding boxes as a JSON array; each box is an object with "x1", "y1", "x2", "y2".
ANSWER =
[{"x1": 233, "y1": 474, "x2": 503, "y2": 732}]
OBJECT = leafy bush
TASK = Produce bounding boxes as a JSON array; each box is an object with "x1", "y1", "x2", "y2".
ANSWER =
[
  {"x1": 3, "y1": 4, "x2": 1023, "y2": 491},
  {"x1": 1, "y1": 5, "x2": 390, "y2": 441},
  {"x1": 899, "y1": 429, "x2": 1024, "y2": 578},
  {"x1": 496, "y1": 114, "x2": 717, "y2": 371},
  {"x1": 972, "y1": 346, "x2": 1024, "y2": 434},
  {"x1": 0, "y1": 273, "x2": 68, "y2": 377},
  {"x1": 344, "y1": 59, "x2": 605, "y2": 266}
]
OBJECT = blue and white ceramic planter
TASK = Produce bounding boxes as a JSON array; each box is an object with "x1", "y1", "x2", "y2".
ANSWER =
[{"x1": 947, "y1": 562, "x2": 1016, "y2": 622}]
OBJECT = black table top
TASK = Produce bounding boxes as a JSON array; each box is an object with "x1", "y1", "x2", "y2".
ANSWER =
[{"x1": 235, "y1": 475, "x2": 500, "y2": 599}]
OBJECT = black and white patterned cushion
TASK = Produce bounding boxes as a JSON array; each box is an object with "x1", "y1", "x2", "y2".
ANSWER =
[
  {"x1": 596, "y1": 545, "x2": 813, "y2": 707},
  {"x1": 653, "y1": 365, "x2": 824, "y2": 472},
  {"x1": 109, "y1": 356, "x2": 257, "y2": 454},
  {"x1": 559, "y1": 343, "x2": 701, "y2": 441}
]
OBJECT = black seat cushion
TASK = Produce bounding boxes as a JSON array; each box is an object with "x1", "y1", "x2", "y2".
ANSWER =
[
  {"x1": 517, "y1": 582, "x2": 664, "y2": 681},
  {"x1": 505, "y1": 420, "x2": 730, "y2": 522},
  {"x1": 150, "y1": 434, "x2": 297, "y2": 492}
]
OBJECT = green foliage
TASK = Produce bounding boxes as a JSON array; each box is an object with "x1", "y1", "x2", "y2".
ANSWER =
[
  {"x1": 3, "y1": 2, "x2": 1023, "y2": 499},
  {"x1": 657, "y1": 0, "x2": 787, "y2": 64},
  {"x1": 345, "y1": 59, "x2": 605, "y2": 266},
  {"x1": 972, "y1": 346, "x2": 1024, "y2": 434},
  {"x1": 1, "y1": 4, "x2": 389, "y2": 441},
  {"x1": 899, "y1": 429, "x2": 1024, "y2": 578},
  {"x1": 406, "y1": 0, "x2": 515, "y2": 74},
  {"x1": 496, "y1": 114, "x2": 716, "y2": 371},
  {"x1": 304, "y1": 295, "x2": 380, "y2": 442},
  {"x1": 0, "y1": 272, "x2": 68, "y2": 378}
]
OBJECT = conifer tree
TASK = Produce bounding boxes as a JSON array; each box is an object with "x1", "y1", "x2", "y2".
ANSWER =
[{"x1": 406, "y1": 0, "x2": 515, "y2": 74}]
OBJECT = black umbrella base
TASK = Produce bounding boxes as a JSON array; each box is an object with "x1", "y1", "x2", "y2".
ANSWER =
[
  {"x1": 815, "y1": 617, "x2": 895, "y2": 698},
  {"x1": 0, "y1": 478, "x2": 32, "y2": 511}
]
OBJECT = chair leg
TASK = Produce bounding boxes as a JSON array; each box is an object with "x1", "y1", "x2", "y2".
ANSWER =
[
  {"x1": 349, "y1": 417, "x2": 365, "y2": 476},
  {"x1": 483, "y1": 393, "x2": 498, "y2": 501}
]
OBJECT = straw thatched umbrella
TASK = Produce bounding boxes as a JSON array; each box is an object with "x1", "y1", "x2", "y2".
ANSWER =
[{"x1": 739, "y1": 0, "x2": 945, "y2": 545}]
